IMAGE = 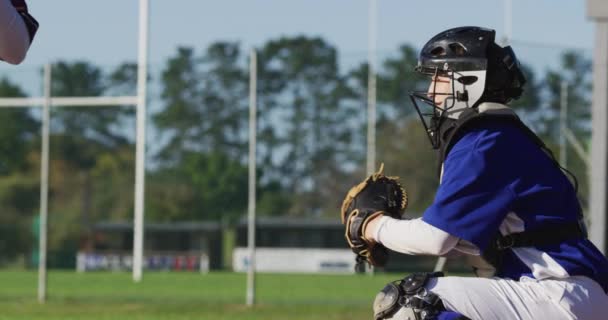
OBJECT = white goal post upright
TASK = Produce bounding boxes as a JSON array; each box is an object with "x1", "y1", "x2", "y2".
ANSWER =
[
  {"x1": 37, "y1": 64, "x2": 51, "y2": 303},
  {"x1": 132, "y1": 0, "x2": 150, "y2": 284},
  {"x1": 366, "y1": 0, "x2": 377, "y2": 177},
  {"x1": 246, "y1": 49, "x2": 258, "y2": 306}
]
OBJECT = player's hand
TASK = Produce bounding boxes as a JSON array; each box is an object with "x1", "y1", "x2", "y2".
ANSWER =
[{"x1": 340, "y1": 164, "x2": 408, "y2": 268}]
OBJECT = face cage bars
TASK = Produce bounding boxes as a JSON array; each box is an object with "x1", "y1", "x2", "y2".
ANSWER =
[{"x1": 409, "y1": 67, "x2": 459, "y2": 149}]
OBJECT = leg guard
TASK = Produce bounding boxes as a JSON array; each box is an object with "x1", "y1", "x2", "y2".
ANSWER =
[{"x1": 373, "y1": 272, "x2": 469, "y2": 320}]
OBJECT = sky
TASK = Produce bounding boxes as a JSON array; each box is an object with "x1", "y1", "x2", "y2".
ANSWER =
[
  {"x1": 0, "y1": 0, "x2": 596, "y2": 166},
  {"x1": 0, "y1": 0, "x2": 595, "y2": 89}
]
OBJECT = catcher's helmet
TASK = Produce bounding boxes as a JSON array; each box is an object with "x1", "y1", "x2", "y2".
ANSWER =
[{"x1": 409, "y1": 26, "x2": 526, "y2": 148}]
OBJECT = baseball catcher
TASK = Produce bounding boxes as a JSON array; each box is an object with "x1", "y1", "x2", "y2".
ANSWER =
[
  {"x1": 340, "y1": 163, "x2": 408, "y2": 270},
  {"x1": 348, "y1": 27, "x2": 608, "y2": 320}
]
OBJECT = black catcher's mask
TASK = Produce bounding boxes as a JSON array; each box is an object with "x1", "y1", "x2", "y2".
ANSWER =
[{"x1": 409, "y1": 26, "x2": 527, "y2": 149}]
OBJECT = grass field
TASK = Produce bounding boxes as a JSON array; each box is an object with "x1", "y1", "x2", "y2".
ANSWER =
[{"x1": 0, "y1": 270, "x2": 412, "y2": 320}]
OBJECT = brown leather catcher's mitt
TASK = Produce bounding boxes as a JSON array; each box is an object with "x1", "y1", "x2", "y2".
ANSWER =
[{"x1": 340, "y1": 164, "x2": 408, "y2": 269}]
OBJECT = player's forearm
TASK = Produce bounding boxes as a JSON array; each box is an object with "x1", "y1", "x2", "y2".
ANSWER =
[
  {"x1": 371, "y1": 216, "x2": 458, "y2": 256},
  {"x1": 0, "y1": 0, "x2": 30, "y2": 64}
]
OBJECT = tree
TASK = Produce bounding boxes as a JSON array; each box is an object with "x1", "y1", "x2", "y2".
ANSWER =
[
  {"x1": 0, "y1": 78, "x2": 38, "y2": 174},
  {"x1": 377, "y1": 44, "x2": 427, "y2": 120},
  {"x1": 51, "y1": 61, "x2": 131, "y2": 149},
  {"x1": 0, "y1": 78, "x2": 39, "y2": 265},
  {"x1": 106, "y1": 62, "x2": 138, "y2": 96},
  {"x1": 258, "y1": 36, "x2": 356, "y2": 216},
  {"x1": 146, "y1": 151, "x2": 247, "y2": 222},
  {"x1": 154, "y1": 47, "x2": 202, "y2": 164},
  {"x1": 150, "y1": 43, "x2": 253, "y2": 222},
  {"x1": 154, "y1": 44, "x2": 248, "y2": 165},
  {"x1": 543, "y1": 51, "x2": 592, "y2": 209},
  {"x1": 543, "y1": 51, "x2": 591, "y2": 138}
]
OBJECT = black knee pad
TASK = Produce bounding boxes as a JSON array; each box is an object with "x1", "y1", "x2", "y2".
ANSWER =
[{"x1": 373, "y1": 272, "x2": 446, "y2": 320}]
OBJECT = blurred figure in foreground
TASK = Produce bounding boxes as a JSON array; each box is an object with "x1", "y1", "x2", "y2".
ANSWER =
[{"x1": 0, "y1": 0, "x2": 38, "y2": 64}]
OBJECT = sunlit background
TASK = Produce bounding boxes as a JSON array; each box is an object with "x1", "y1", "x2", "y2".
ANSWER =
[{"x1": 0, "y1": 1, "x2": 599, "y2": 319}]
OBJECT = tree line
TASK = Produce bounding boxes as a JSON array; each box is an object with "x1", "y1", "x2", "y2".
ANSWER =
[{"x1": 0, "y1": 36, "x2": 591, "y2": 265}]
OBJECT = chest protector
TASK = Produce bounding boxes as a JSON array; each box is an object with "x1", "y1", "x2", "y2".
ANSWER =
[{"x1": 436, "y1": 103, "x2": 587, "y2": 276}]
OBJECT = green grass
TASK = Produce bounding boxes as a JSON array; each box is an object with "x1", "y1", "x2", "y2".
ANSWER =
[{"x1": 0, "y1": 270, "x2": 410, "y2": 320}]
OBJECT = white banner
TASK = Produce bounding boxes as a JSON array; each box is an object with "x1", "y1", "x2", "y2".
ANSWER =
[{"x1": 233, "y1": 247, "x2": 356, "y2": 273}]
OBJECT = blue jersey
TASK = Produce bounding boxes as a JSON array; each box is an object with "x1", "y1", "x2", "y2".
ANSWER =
[{"x1": 421, "y1": 119, "x2": 608, "y2": 292}]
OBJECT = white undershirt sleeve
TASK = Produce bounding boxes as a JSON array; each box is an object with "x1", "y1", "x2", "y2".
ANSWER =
[
  {"x1": 373, "y1": 216, "x2": 460, "y2": 256},
  {"x1": 0, "y1": 0, "x2": 31, "y2": 64}
]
